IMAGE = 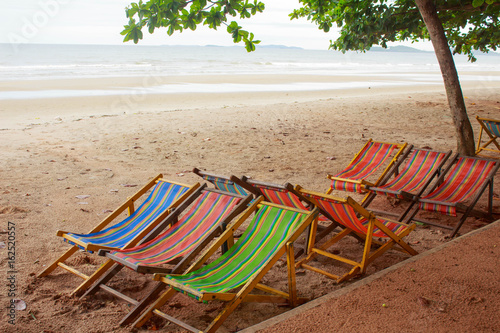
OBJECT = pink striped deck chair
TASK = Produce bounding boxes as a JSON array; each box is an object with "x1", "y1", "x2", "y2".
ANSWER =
[
  {"x1": 327, "y1": 139, "x2": 407, "y2": 203},
  {"x1": 80, "y1": 186, "x2": 252, "y2": 326},
  {"x1": 239, "y1": 177, "x2": 339, "y2": 255},
  {"x1": 295, "y1": 186, "x2": 418, "y2": 283},
  {"x1": 367, "y1": 147, "x2": 452, "y2": 220},
  {"x1": 408, "y1": 155, "x2": 499, "y2": 237},
  {"x1": 476, "y1": 116, "x2": 500, "y2": 158}
]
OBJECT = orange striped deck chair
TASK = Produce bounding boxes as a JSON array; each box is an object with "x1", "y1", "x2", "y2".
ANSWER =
[
  {"x1": 295, "y1": 187, "x2": 418, "y2": 283},
  {"x1": 239, "y1": 177, "x2": 339, "y2": 254},
  {"x1": 367, "y1": 146, "x2": 452, "y2": 220},
  {"x1": 79, "y1": 186, "x2": 251, "y2": 326},
  {"x1": 327, "y1": 139, "x2": 407, "y2": 204},
  {"x1": 38, "y1": 175, "x2": 199, "y2": 295},
  {"x1": 476, "y1": 116, "x2": 500, "y2": 158},
  {"x1": 408, "y1": 155, "x2": 500, "y2": 237},
  {"x1": 193, "y1": 168, "x2": 259, "y2": 197},
  {"x1": 131, "y1": 197, "x2": 319, "y2": 333}
]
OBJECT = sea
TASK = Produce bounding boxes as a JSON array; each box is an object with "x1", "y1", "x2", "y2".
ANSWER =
[{"x1": 1, "y1": 43, "x2": 499, "y2": 100}]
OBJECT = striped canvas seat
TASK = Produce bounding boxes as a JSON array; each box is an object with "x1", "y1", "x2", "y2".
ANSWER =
[
  {"x1": 38, "y1": 174, "x2": 199, "y2": 297},
  {"x1": 476, "y1": 116, "x2": 500, "y2": 158},
  {"x1": 419, "y1": 157, "x2": 497, "y2": 216},
  {"x1": 64, "y1": 181, "x2": 191, "y2": 252},
  {"x1": 132, "y1": 199, "x2": 318, "y2": 333},
  {"x1": 409, "y1": 155, "x2": 499, "y2": 237},
  {"x1": 328, "y1": 140, "x2": 406, "y2": 194},
  {"x1": 109, "y1": 191, "x2": 244, "y2": 269},
  {"x1": 371, "y1": 149, "x2": 450, "y2": 199},
  {"x1": 163, "y1": 204, "x2": 307, "y2": 297},
  {"x1": 295, "y1": 187, "x2": 417, "y2": 283},
  {"x1": 192, "y1": 168, "x2": 256, "y2": 197}
]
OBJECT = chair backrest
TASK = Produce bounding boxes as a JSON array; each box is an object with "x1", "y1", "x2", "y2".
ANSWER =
[
  {"x1": 330, "y1": 140, "x2": 404, "y2": 192},
  {"x1": 248, "y1": 182, "x2": 308, "y2": 210},
  {"x1": 479, "y1": 117, "x2": 500, "y2": 137},
  {"x1": 298, "y1": 189, "x2": 407, "y2": 238},
  {"x1": 72, "y1": 180, "x2": 191, "y2": 248},
  {"x1": 375, "y1": 149, "x2": 450, "y2": 196},
  {"x1": 193, "y1": 168, "x2": 249, "y2": 196},
  {"x1": 162, "y1": 203, "x2": 311, "y2": 296},
  {"x1": 110, "y1": 190, "x2": 245, "y2": 266},
  {"x1": 420, "y1": 156, "x2": 498, "y2": 215}
]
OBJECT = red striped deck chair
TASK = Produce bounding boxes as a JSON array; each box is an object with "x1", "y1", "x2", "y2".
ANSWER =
[
  {"x1": 80, "y1": 186, "x2": 252, "y2": 326},
  {"x1": 239, "y1": 177, "x2": 339, "y2": 255},
  {"x1": 132, "y1": 197, "x2": 319, "y2": 333},
  {"x1": 38, "y1": 174, "x2": 200, "y2": 295},
  {"x1": 367, "y1": 147, "x2": 452, "y2": 220},
  {"x1": 408, "y1": 155, "x2": 500, "y2": 237},
  {"x1": 476, "y1": 116, "x2": 500, "y2": 158},
  {"x1": 295, "y1": 187, "x2": 417, "y2": 283},
  {"x1": 327, "y1": 139, "x2": 407, "y2": 203},
  {"x1": 193, "y1": 167, "x2": 259, "y2": 196}
]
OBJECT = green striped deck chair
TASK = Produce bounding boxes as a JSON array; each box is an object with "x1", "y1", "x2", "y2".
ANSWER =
[
  {"x1": 367, "y1": 146, "x2": 452, "y2": 221},
  {"x1": 132, "y1": 197, "x2": 319, "y2": 333},
  {"x1": 38, "y1": 174, "x2": 200, "y2": 296},
  {"x1": 327, "y1": 139, "x2": 407, "y2": 204},
  {"x1": 476, "y1": 116, "x2": 500, "y2": 158},
  {"x1": 407, "y1": 155, "x2": 500, "y2": 237},
  {"x1": 193, "y1": 168, "x2": 259, "y2": 197},
  {"x1": 79, "y1": 186, "x2": 252, "y2": 326},
  {"x1": 296, "y1": 187, "x2": 417, "y2": 283}
]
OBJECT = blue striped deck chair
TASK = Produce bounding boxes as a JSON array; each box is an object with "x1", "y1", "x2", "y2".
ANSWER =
[
  {"x1": 476, "y1": 116, "x2": 500, "y2": 158},
  {"x1": 132, "y1": 197, "x2": 319, "y2": 333},
  {"x1": 193, "y1": 168, "x2": 259, "y2": 197},
  {"x1": 38, "y1": 174, "x2": 200, "y2": 296}
]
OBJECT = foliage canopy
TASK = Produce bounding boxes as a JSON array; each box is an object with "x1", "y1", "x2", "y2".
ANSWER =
[{"x1": 122, "y1": 0, "x2": 500, "y2": 60}]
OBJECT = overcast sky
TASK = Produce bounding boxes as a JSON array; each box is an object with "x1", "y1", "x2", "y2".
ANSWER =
[{"x1": 0, "y1": 0, "x2": 433, "y2": 50}]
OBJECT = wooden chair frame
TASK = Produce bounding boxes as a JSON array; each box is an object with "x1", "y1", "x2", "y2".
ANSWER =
[
  {"x1": 132, "y1": 197, "x2": 319, "y2": 333},
  {"x1": 295, "y1": 187, "x2": 417, "y2": 283},
  {"x1": 79, "y1": 187, "x2": 252, "y2": 326},
  {"x1": 38, "y1": 174, "x2": 200, "y2": 296},
  {"x1": 476, "y1": 116, "x2": 500, "y2": 158}
]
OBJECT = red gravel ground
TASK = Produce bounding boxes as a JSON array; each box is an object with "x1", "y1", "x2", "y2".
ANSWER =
[{"x1": 248, "y1": 220, "x2": 500, "y2": 333}]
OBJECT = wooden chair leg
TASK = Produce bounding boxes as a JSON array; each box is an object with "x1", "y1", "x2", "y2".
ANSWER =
[
  {"x1": 71, "y1": 259, "x2": 115, "y2": 297},
  {"x1": 38, "y1": 246, "x2": 80, "y2": 278}
]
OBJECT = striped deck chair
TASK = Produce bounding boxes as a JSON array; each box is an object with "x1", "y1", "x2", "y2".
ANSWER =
[
  {"x1": 132, "y1": 197, "x2": 319, "y2": 333},
  {"x1": 38, "y1": 175, "x2": 200, "y2": 295},
  {"x1": 193, "y1": 167, "x2": 259, "y2": 196},
  {"x1": 295, "y1": 187, "x2": 417, "y2": 283},
  {"x1": 80, "y1": 187, "x2": 252, "y2": 326},
  {"x1": 476, "y1": 116, "x2": 500, "y2": 158},
  {"x1": 408, "y1": 155, "x2": 500, "y2": 237},
  {"x1": 327, "y1": 139, "x2": 407, "y2": 204},
  {"x1": 239, "y1": 177, "x2": 339, "y2": 255},
  {"x1": 367, "y1": 147, "x2": 452, "y2": 220}
]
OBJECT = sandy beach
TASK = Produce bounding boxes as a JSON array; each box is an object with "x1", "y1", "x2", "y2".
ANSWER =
[{"x1": 1, "y1": 72, "x2": 500, "y2": 332}]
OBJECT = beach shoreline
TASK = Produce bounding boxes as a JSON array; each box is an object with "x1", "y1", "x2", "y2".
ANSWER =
[{"x1": 2, "y1": 72, "x2": 500, "y2": 130}]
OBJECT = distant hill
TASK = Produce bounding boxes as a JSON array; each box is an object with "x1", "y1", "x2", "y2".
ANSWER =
[{"x1": 370, "y1": 45, "x2": 430, "y2": 53}]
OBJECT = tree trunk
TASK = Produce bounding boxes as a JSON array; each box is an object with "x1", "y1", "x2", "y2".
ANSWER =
[{"x1": 415, "y1": 0, "x2": 475, "y2": 156}]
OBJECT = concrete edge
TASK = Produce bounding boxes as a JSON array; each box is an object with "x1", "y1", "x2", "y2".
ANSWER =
[{"x1": 240, "y1": 220, "x2": 500, "y2": 333}]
